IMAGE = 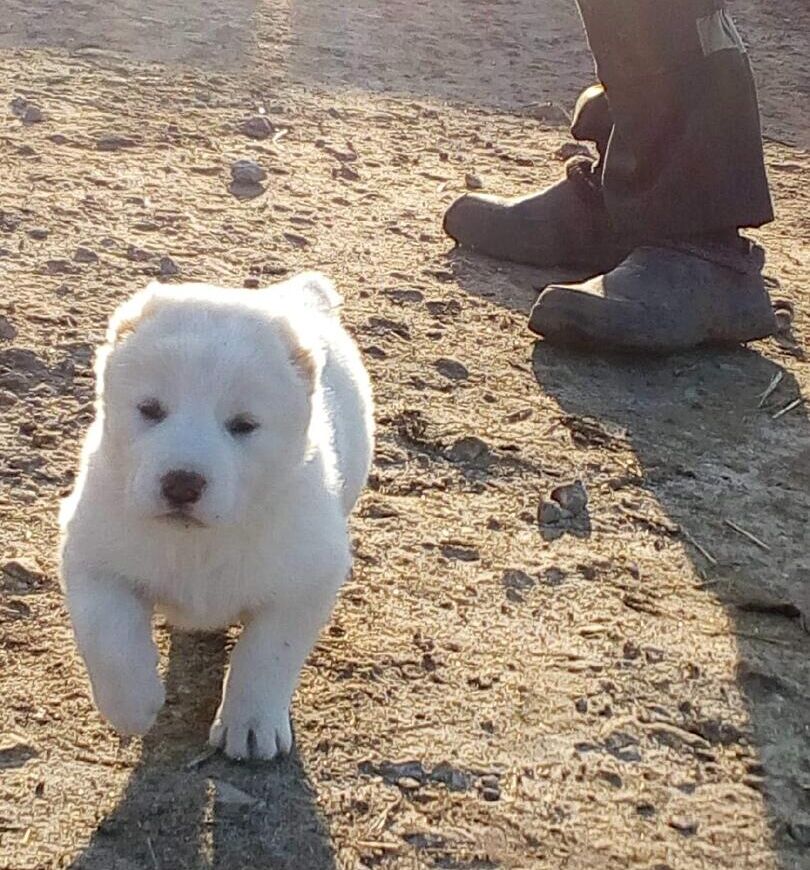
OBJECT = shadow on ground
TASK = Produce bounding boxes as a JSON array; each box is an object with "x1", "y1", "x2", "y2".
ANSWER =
[
  {"x1": 69, "y1": 630, "x2": 336, "y2": 870},
  {"x1": 453, "y1": 250, "x2": 810, "y2": 865},
  {"x1": 0, "y1": 0, "x2": 262, "y2": 68},
  {"x1": 0, "y1": 0, "x2": 592, "y2": 109},
  {"x1": 447, "y1": 247, "x2": 593, "y2": 314},
  {"x1": 2, "y1": 1, "x2": 804, "y2": 143},
  {"x1": 286, "y1": 0, "x2": 591, "y2": 110},
  {"x1": 532, "y1": 342, "x2": 810, "y2": 864}
]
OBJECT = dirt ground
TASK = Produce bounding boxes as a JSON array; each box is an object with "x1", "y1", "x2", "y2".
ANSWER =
[{"x1": 1, "y1": 1, "x2": 809, "y2": 868}]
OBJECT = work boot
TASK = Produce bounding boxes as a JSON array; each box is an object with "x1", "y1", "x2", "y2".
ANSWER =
[
  {"x1": 443, "y1": 157, "x2": 628, "y2": 271},
  {"x1": 443, "y1": 85, "x2": 628, "y2": 272},
  {"x1": 528, "y1": 238, "x2": 778, "y2": 353}
]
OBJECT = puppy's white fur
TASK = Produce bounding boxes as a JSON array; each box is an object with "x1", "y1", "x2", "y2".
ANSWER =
[{"x1": 59, "y1": 272, "x2": 374, "y2": 759}]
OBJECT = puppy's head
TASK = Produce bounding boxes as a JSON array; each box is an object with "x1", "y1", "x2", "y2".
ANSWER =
[{"x1": 95, "y1": 282, "x2": 321, "y2": 528}]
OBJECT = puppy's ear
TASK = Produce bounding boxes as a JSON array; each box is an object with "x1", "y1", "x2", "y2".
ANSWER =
[
  {"x1": 277, "y1": 318, "x2": 323, "y2": 396},
  {"x1": 94, "y1": 284, "x2": 163, "y2": 399},
  {"x1": 290, "y1": 344, "x2": 318, "y2": 390},
  {"x1": 105, "y1": 282, "x2": 161, "y2": 345},
  {"x1": 263, "y1": 271, "x2": 343, "y2": 319},
  {"x1": 288, "y1": 272, "x2": 343, "y2": 318}
]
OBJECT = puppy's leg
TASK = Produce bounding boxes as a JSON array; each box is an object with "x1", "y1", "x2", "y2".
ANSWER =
[
  {"x1": 64, "y1": 573, "x2": 164, "y2": 736},
  {"x1": 209, "y1": 596, "x2": 332, "y2": 761}
]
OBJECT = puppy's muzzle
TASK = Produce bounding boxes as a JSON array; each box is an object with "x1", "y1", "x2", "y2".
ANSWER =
[{"x1": 160, "y1": 470, "x2": 207, "y2": 509}]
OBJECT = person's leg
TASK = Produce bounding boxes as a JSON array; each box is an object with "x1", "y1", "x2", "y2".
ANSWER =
[
  {"x1": 528, "y1": 0, "x2": 778, "y2": 352},
  {"x1": 578, "y1": 0, "x2": 773, "y2": 241},
  {"x1": 445, "y1": 1, "x2": 773, "y2": 259},
  {"x1": 444, "y1": 0, "x2": 779, "y2": 352}
]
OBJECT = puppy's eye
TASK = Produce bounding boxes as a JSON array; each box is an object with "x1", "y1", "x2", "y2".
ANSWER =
[
  {"x1": 138, "y1": 398, "x2": 167, "y2": 423},
  {"x1": 227, "y1": 414, "x2": 259, "y2": 437}
]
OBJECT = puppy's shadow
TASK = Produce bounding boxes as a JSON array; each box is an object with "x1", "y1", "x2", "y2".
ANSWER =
[{"x1": 69, "y1": 629, "x2": 337, "y2": 870}]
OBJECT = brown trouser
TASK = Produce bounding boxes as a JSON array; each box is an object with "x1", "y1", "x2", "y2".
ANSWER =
[{"x1": 575, "y1": 0, "x2": 774, "y2": 241}]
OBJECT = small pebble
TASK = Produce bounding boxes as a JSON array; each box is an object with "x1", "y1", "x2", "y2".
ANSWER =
[
  {"x1": 597, "y1": 770, "x2": 623, "y2": 789},
  {"x1": 283, "y1": 232, "x2": 309, "y2": 248},
  {"x1": 441, "y1": 543, "x2": 480, "y2": 562},
  {"x1": 73, "y1": 246, "x2": 98, "y2": 264},
  {"x1": 10, "y1": 98, "x2": 44, "y2": 123},
  {"x1": 502, "y1": 569, "x2": 535, "y2": 591},
  {"x1": 668, "y1": 816, "x2": 698, "y2": 837},
  {"x1": 538, "y1": 500, "x2": 565, "y2": 525},
  {"x1": 385, "y1": 288, "x2": 423, "y2": 305},
  {"x1": 478, "y1": 775, "x2": 501, "y2": 801},
  {"x1": 158, "y1": 256, "x2": 180, "y2": 277},
  {"x1": 22, "y1": 105, "x2": 44, "y2": 124},
  {"x1": 229, "y1": 159, "x2": 267, "y2": 199},
  {"x1": 45, "y1": 259, "x2": 74, "y2": 274},
  {"x1": 448, "y1": 436, "x2": 489, "y2": 466},
  {"x1": 550, "y1": 480, "x2": 588, "y2": 516},
  {"x1": 2, "y1": 558, "x2": 45, "y2": 588},
  {"x1": 210, "y1": 779, "x2": 259, "y2": 806},
  {"x1": 127, "y1": 246, "x2": 152, "y2": 262},
  {"x1": 0, "y1": 316, "x2": 17, "y2": 341},
  {"x1": 96, "y1": 134, "x2": 137, "y2": 151},
  {"x1": 429, "y1": 762, "x2": 471, "y2": 792},
  {"x1": 240, "y1": 116, "x2": 275, "y2": 140},
  {"x1": 623, "y1": 640, "x2": 641, "y2": 660},
  {"x1": 435, "y1": 358, "x2": 469, "y2": 380},
  {"x1": 378, "y1": 760, "x2": 426, "y2": 784},
  {"x1": 230, "y1": 159, "x2": 267, "y2": 184}
]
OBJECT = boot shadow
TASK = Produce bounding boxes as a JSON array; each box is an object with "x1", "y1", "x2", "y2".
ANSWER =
[
  {"x1": 446, "y1": 245, "x2": 593, "y2": 315},
  {"x1": 531, "y1": 340, "x2": 810, "y2": 865}
]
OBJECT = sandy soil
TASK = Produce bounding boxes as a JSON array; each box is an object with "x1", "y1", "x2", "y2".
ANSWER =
[{"x1": 0, "y1": 2, "x2": 809, "y2": 868}]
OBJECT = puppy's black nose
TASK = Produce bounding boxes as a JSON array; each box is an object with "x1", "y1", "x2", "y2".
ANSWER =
[{"x1": 161, "y1": 470, "x2": 207, "y2": 507}]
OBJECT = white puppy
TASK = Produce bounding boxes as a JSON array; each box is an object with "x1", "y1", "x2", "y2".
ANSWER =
[{"x1": 59, "y1": 272, "x2": 374, "y2": 760}]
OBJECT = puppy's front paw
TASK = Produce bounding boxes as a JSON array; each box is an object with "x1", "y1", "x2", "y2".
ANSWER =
[
  {"x1": 208, "y1": 698, "x2": 293, "y2": 761},
  {"x1": 90, "y1": 667, "x2": 165, "y2": 737}
]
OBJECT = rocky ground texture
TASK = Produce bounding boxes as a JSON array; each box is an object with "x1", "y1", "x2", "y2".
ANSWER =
[{"x1": 1, "y1": 1, "x2": 809, "y2": 868}]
